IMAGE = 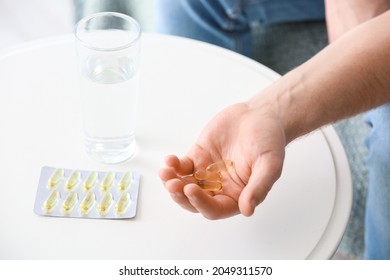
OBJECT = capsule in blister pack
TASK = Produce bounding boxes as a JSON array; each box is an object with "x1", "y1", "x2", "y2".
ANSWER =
[{"x1": 34, "y1": 166, "x2": 141, "y2": 219}]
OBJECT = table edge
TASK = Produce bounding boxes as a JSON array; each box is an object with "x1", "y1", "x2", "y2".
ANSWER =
[{"x1": 307, "y1": 126, "x2": 353, "y2": 259}]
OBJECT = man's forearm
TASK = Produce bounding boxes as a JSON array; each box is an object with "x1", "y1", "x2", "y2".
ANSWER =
[
  {"x1": 248, "y1": 10, "x2": 390, "y2": 143},
  {"x1": 325, "y1": 0, "x2": 390, "y2": 42}
]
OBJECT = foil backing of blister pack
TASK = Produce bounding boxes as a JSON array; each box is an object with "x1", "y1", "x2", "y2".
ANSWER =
[{"x1": 34, "y1": 166, "x2": 141, "y2": 219}]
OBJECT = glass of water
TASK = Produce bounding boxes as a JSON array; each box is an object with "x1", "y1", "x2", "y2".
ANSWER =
[{"x1": 75, "y1": 12, "x2": 141, "y2": 164}]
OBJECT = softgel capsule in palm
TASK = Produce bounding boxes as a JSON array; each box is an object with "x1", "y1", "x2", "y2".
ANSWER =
[{"x1": 34, "y1": 166, "x2": 141, "y2": 219}]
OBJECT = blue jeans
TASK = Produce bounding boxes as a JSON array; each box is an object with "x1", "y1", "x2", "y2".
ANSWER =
[
  {"x1": 156, "y1": 0, "x2": 390, "y2": 259},
  {"x1": 156, "y1": 0, "x2": 325, "y2": 57},
  {"x1": 365, "y1": 104, "x2": 390, "y2": 259}
]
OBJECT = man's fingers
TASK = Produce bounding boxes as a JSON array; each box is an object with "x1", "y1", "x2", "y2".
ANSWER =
[
  {"x1": 158, "y1": 167, "x2": 178, "y2": 182},
  {"x1": 165, "y1": 155, "x2": 194, "y2": 176},
  {"x1": 238, "y1": 152, "x2": 284, "y2": 216},
  {"x1": 184, "y1": 184, "x2": 240, "y2": 220},
  {"x1": 165, "y1": 179, "x2": 198, "y2": 213}
]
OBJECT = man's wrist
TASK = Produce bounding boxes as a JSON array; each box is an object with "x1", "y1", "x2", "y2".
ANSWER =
[{"x1": 245, "y1": 69, "x2": 309, "y2": 144}]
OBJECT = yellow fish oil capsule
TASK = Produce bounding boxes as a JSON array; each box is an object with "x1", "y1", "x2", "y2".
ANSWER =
[
  {"x1": 48, "y1": 168, "x2": 64, "y2": 189},
  {"x1": 98, "y1": 192, "x2": 113, "y2": 216},
  {"x1": 194, "y1": 170, "x2": 222, "y2": 182},
  {"x1": 197, "y1": 180, "x2": 223, "y2": 192},
  {"x1": 118, "y1": 171, "x2": 132, "y2": 192},
  {"x1": 100, "y1": 171, "x2": 115, "y2": 191},
  {"x1": 206, "y1": 160, "x2": 233, "y2": 173},
  {"x1": 66, "y1": 170, "x2": 81, "y2": 191},
  {"x1": 83, "y1": 171, "x2": 98, "y2": 192},
  {"x1": 79, "y1": 191, "x2": 96, "y2": 215},
  {"x1": 62, "y1": 191, "x2": 78, "y2": 214},
  {"x1": 43, "y1": 190, "x2": 60, "y2": 212},
  {"x1": 115, "y1": 192, "x2": 130, "y2": 216}
]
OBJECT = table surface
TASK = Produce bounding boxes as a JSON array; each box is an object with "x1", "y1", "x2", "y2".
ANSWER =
[{"x1": 0, "y1": 34, "x2": 352, "y2": 260}]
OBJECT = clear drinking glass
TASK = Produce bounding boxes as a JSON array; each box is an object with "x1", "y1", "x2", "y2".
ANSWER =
[{"x1": 75, "y1": 12, "x2": 141, "y2": 164}]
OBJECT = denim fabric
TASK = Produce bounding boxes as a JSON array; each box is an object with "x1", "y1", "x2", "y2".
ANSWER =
[
  {"x1": 364, "y1": 104, "x2": 390, "y2": 259},
  {"x1": 156, "y1": 0, "x2": 251, "y2": 55},
  {"x1": 156, "y1": 0, "x2": 325, "y2": 56},
  {"x1": 241, "y1": 0, "x2": 325, "y2": 24},
  {"x1": 251, "y1": 20, "x2": 327, "y2": 74}
]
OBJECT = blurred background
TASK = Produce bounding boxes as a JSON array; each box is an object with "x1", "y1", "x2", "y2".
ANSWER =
[
  {"x1": 0, "y1": 0, "x2": 73, "y2": 49},
  {"x1": 0, "y1": 0, "x2": 155, "y2": 50}
]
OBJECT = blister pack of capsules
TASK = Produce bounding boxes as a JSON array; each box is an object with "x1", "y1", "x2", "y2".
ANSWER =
[{"x1": 34, "y1": 166, "x2": 141, "y2": 219}]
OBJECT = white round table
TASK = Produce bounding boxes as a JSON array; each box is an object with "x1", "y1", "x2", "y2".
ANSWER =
[{"x1": 0, "y1": 34, "x2": 352, "y2": 259}]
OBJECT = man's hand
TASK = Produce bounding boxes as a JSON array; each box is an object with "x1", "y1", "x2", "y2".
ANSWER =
[{"x1": 159, "y1": 102, "x2": 286, "y2": 219}]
